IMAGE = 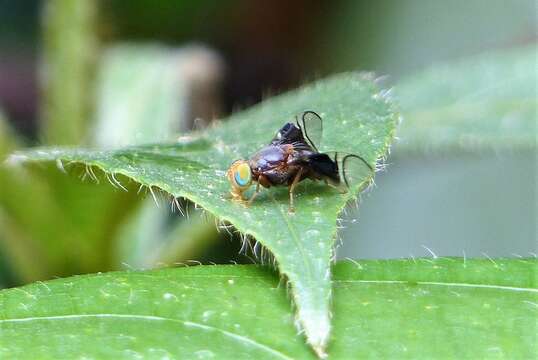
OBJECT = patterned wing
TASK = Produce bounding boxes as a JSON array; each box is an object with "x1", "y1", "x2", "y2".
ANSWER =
[
  {"x1": 270, "y1": 111, "x2": 323, "y2": 151},
  {"x1": 307, "y1": 152, "x2": 374, "y2": 193}
]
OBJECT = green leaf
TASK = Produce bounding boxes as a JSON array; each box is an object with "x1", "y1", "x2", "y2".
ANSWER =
[
  {"x1": 395, "y1": 45, "x2": 537, "y2": 154},
  {"x1": 8, "y1": 72, "x2": 398, "y2": 354},
  {"x1": 93, "y1": 43, "x2": 223, "y2": 267},
  {"x1": 0, "y1": 163, "x2": 140, "y2": 282},
  {"x1": 1, "y1": 42, "x2": 206, "y2": 283},
  {"x1": 338, "y1": 45, "x2": 537, "y2": 262},
  {"x1": 0, "y1": 259, "x2": 535, "y2": 358},
  {"x1": 0, "y1": 3, "x2": 143, "y2": 285},
  {"x1": 114, "y1": 200, "x2": 220, "y2": 268}
]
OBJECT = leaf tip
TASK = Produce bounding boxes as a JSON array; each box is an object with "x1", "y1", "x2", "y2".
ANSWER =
[
  {"x1": 313, "y1": 345, "x2": 328, "y2": 359},
  {"x1": 299, "y1": 309, "x2": 331, "y2": 358}
]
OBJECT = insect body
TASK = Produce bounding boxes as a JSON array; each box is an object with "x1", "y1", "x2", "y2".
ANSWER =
[{"x1": 226, "y1": 111, "x2": 372, "y2": 212}]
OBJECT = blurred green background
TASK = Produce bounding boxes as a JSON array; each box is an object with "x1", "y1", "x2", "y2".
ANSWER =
[{"x1": 0, "y1": 0, "x2": 535, "y2": 288}]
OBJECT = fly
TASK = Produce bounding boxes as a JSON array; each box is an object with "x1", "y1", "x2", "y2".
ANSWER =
[{"x1": 226, "y1": 111, "x2": 373, "y2": 212}]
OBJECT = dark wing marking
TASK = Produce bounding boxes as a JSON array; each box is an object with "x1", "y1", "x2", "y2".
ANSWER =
[
  {"x1": 304, "y1": 152, "x2": 340, "y2": 185},
  {"x1": 271, "y1": 122, "x2": 301, "y2": 144},
  {"x1": 295, "y1": 111, "x2": 322, "y2": 152},
  {"x1": 306, "y1": 152, "x2": 373, "y2": 192},
  {"x1": 270, "y1": 122, "x2": 313, "y2": 151},
  {"x1": 270, "y1": 111, "x2": 323, "y2": 151}
]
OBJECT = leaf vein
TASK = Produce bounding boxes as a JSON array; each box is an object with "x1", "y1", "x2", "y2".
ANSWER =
[
  {"x1": 335, "y1": 280, "x2": 537, "y2": 292},
  {"x1": 0, "y1": 313, "x2": 293, "y2": 360},
  {"x1": 271, "y1": 195, "x2": 314, "y2": 282}
]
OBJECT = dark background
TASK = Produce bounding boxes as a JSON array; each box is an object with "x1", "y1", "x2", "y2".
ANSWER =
[{"x1": 1, "y1": 0, "x2": 535, "y2": 139}]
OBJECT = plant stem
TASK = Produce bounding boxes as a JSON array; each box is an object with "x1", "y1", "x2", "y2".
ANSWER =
[{"x1": 40, "y1": 0, "x2": 98, "y2": 145}]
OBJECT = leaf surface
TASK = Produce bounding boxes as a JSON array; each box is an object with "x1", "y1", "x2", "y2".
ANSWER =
[
  {"x1": 0, "y1": 259, "x2": 535, "y2": 358},
  {"x1": 395, "y1": 45, "x2": 536, "y2": 153},
  {"x1": 9, "y1": 73, "x2": 398, "y2": 353}
]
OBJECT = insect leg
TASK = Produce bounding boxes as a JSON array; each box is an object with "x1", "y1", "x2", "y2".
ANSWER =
[
  {"x1": 230, "y1": 187, "x2": 245, "y2": 201},
  {"x1": 288, "y1": 168, "x2": 304, "y2": 213},
  {"x1": 247, "y1": 181, "x2": 261, "y2": 205}
]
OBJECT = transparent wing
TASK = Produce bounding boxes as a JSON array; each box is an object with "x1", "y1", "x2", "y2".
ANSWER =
[
  {"x1": 322, "y1": 152, "x2": 374, "y2": 193},
  {"x1": 296, "y1": 110, "x2": 322, "y2": 152},
  {"x1": 339, "y1": 153, "x2": 374, "y2": 191}
]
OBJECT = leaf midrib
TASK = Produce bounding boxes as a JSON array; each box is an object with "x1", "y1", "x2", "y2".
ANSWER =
[{"x1": 272, "y1": 195, "x2": 315, "y2": 282}]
